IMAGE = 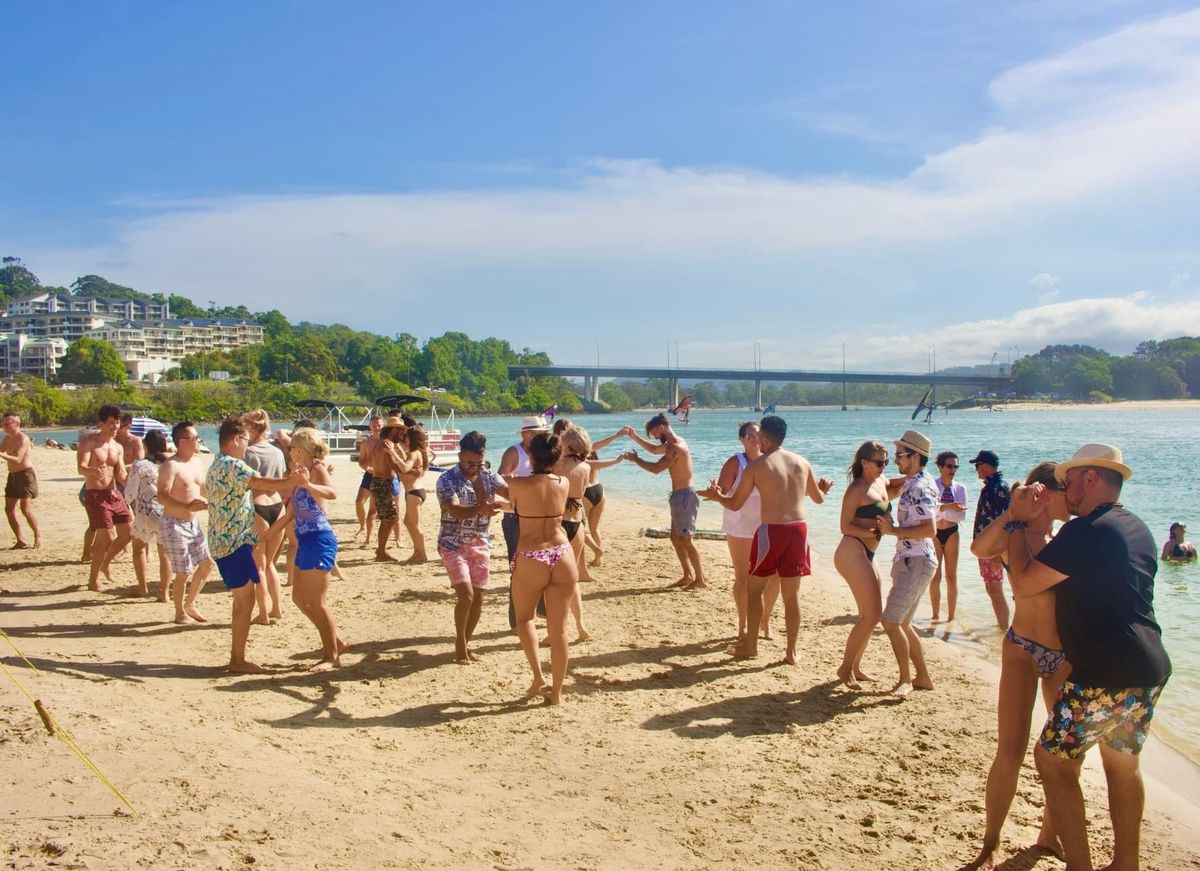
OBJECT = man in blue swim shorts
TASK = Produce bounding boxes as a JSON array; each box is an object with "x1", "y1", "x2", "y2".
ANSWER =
[
  {"x1": 205, "y1": 417, "x2": 307, "y2": 674},
  {"x1": 1006, "y1": 443, "x2": 1171, "y2": 871}
]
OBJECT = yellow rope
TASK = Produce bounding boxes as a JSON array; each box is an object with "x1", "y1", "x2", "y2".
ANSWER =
[{"x1": 0, "y1": 636, "x2": 137, "y2": 813}]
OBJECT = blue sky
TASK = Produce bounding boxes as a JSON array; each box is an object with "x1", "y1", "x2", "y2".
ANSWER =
[{"x1": 4, "y1": 1, "x2": 1200, "y2": 371}]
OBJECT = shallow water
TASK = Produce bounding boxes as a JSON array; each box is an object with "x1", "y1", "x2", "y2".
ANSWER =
[{"x1": 36, "y1": 404, "x2": 1200, "y2": 762}]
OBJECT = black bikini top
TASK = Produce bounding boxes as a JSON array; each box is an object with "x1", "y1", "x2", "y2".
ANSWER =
[{"x1": 855, "y1": 500, "x2": 892, "y2": 519}]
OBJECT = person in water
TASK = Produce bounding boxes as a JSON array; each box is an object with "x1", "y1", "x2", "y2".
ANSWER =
[
  {"x1": 1161, "y1": 522, "x2": 1197, "y2": 564},
  {"x1": 930, "y1": 450, "x2": 968, "y2": 624}
]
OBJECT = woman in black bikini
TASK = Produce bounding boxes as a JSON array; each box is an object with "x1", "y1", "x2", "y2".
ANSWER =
[
  {"x1": 832, "y1": 440, "x2": 891, "y2": 690},
  {"x1": 507, "y1": 432, "x2": 578, "y2": 705},
  {"x1": 930, "y1": 451, "x2": 968, "y2": 624},
  {"x1": 400, "y1": 426, "x2": 431, "y2": 564},
  {"x1": 554, "y1": 425, "x2": 593, "y2": 640}
]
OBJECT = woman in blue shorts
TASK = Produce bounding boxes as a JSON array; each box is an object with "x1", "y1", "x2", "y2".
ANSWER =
[{"x1": 270, "y1": 428, "x2": 344, "y2": 672}]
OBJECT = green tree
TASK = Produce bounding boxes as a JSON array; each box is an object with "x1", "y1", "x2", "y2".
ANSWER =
[
  {"x1": 1063, "y1": 357, "x2": 1113, "y2": 398},
  {"x1": 168, "y1": 294, "x2": 207, "y2": 317},
  {"x1": 59, "y1": 337, "x2": 127, "y2": 385},
  {"x1": 0, "y1": 256, "x2": 44, "y2": 303},
  {"x1": 70, "y1": 274, "x2": 140, "y2": 298}
]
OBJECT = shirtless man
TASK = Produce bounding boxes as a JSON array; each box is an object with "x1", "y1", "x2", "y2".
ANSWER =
[
  {"x1": 157, "y1": 421, "x2": 214, "y2": 624},
  {"x1": 369, "y1": 417, "x2": 408, "y2": 562},
  {"x1": 700, "y1": 415, "x2": 832, "y2": 664},
  {"x1": 77, "y1": 404, "x2": 133, "y2": 591},
  {"x1": 621, "y1": 413, "x2": 706, "y2": 590},
  {"x1": 1, "y1": 412, "x2": 41, "y2": 549},
  {"x1": 355, "y1": 414, "x2": 382, "y2": 543},
  {"x1": 116, "y1": 413, "x2": 146, "y2": 469}
]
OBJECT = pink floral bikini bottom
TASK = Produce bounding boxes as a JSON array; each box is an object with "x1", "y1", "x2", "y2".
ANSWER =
[{"x1": 510, "y1": 542, "x2": 569, "y2": 573}]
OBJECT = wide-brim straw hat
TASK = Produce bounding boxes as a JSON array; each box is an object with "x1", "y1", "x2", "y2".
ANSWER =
[
  {"x1": 384, "y1": 415, "x2": 406, "y2": 428},
  {"x1": 894, "y1": 429, "x2": 932, "y2": 458},
  {"x1": 1053, "y1": 443, "x2": 1132, "y2": 483},
  {"x1": 518, "y1": 416, "x2": 549, "y2": 433}
]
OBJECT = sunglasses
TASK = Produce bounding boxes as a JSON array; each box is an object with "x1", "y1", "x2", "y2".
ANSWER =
[
  {"x1": 895, "y1": 451, "x2": 915, "y2": 459},
  {"x1": 941, "y1": 463, "x2": 959, "y2": 469},
  {"x1": 864, "y1": 458, "x2": 887, "y2": 468}
]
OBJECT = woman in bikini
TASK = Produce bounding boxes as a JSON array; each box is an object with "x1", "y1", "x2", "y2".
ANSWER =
[
  {"x1": 581, "y1": 427, "x2": 628, "y2": 568},
  {"x1": 125, "y1": 429, "x2": 172, "y2": 600},
  {"x1": 962, "y1": 462, "x2": 1071, "y2": 870},
  {"x1": 716, "y1": 421, "x2": 779, "y2": 641},
  {"x1": 242, "y1": 409, "x2": 287, "y2": 621},
  {"x1": 832, "y1": 440, "x2": 891, "y2": 690},
  {"x1": 399, "y1": 426, "x2": 432, "y2": 563},
  {"x1": 268, "y1": 428, "x2": 344, "y2": 672},
  {"x1": 507, "y1": 432, "x2": 578, "y2": 705},
  {"x1": 554, "y1": 426, "x2": 593, "y2": 639},
  {"x1": 930, "y1": 451, "x2": 968, "y2": 624}
]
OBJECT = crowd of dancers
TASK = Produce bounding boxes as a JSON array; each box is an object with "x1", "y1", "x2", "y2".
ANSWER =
[{"x1": 0, "y1": 403, "x2": 1185, "y2": 870}]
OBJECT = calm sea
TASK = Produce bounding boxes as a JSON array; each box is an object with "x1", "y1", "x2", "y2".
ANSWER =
[{"x1": 39, "y1": 405, "x2": 1200, "y2": 762}]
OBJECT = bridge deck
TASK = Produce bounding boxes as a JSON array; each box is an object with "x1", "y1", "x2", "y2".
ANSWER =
[{"x1": 508, "y1": 365, "x2": 1008, "y2": 387}]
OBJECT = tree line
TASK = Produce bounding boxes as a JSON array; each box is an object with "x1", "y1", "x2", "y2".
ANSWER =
[{"x1": 1009, "y1": 341, "x2": 1200, "y2": 400}]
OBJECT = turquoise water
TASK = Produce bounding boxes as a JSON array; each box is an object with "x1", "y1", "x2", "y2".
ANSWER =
[{"x1": 36, "y1": 405, "x2": 1200, "y2": 761}]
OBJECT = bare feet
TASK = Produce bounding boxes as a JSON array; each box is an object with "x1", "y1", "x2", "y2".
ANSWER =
[
  {"x1": 665, "y1": 577, "x2": 694, "y2": 590},
  {"x1": 524, "y1": 679, "x2": 547, "y2": 697},
  {"x1": 575, "y1": 630, "x2": 591, "y2": 643},
  {"x1": 184, "y1": 607, "x2": 208, "y2": 624},
  {"x1": 374, "y1": 551, "x2": 398, "y2": 562},
  {"x1": 253, "y1": 614, "x2": 272, "y2": 626},
  {"x1": 913, "y1": 676, "x2": 934, "y2": 691},
  {"x1": 893, "y1": 682, "x2": 914, "y2": 699},
  {"x1": 588, "y1": 553, "x2": 603, "y2": 568},
  {"x1": 11, "y1": 541, "x2": 29, "y2": 550},
  {"x1": 131, "y1": 585, "x2": 150, "y2": 598},
  {"x1": 336, "y1": 638, "x2": 349, "y2": 655},
  {"x1": 269, "y1": 610, "x2": 283, "y2": 622},
  {"x1": 226, "y1": 660, "x2": 271, "y2": 674},
  {"x1": 761, "y1": 626, "x2": 774, "y2": 640},
  {"x1": 779, "y1": 653, "x2": 798, "y2": 666},
  {"x1": 401, "y1": 555, "x2": 429, "y2": 565},
  {"x1": 173, "y1": 614, "x2": 195, "y2": 625},
  {"x1": 88, "y1": 583, "x2": 102, "y2": 592},
  {"x1": 836, "y1": 666, "x2": 862, "y2": 690},
  {"x1": 726, "y1": 642, "x2": 758, "y2": 660},
  {"x1": 683, "y1": 578, "x2": 708, "y2": 590},
  {"x1": 544, "y1": 689, "x2": 562, "y2": 706},
  {"x1": 310, "y1": 658, "x2": 339, "y2": 672},
  {"x1": 33, "y1": 539, "x2": 42, "y2": 550}
]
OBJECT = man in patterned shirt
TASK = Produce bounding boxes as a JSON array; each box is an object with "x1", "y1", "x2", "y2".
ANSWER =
[
  {"x1": 878, "y1": 429, "x2": 940, "y2": 698},
  {"x1": 205, "y1": 417, "x2": 318, "y2": 674},
  {"x1": 970, "y1": 449, "x2": 1011, "y2": 629},
  {"x1": 436, "y1": 431, "x2": 508, "y2": 663}
]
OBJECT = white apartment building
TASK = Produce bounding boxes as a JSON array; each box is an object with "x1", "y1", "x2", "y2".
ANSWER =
[
  {"x1": 0, "y1": 296, "x2": 264, "y2": 382},
  {"x1": 0, "y1": 333, "x2": 69, "y2": 380}
]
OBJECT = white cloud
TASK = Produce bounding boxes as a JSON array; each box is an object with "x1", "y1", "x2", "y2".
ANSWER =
[
  {"x1": 25, "y1": 8, "x2": 1200, "y2": 369},
  {"x1": 1029, "y1": 272, "x2": 1062, "y2": 289}
]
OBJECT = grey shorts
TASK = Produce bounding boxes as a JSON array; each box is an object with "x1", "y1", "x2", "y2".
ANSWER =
[
  {"x1": 883, "y1": 556, "x2": 937, "y2": 624},
  {"x1": 668, "y1": 487, "x2": 699, "y2": 537},
  {"x1": 159, "y1": 515, "x2": 211, "y2": 576}
]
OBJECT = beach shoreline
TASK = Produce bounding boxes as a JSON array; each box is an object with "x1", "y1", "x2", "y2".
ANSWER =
[{"x1": 2, "y1": 447, "x2": 1197, "y2": 869}]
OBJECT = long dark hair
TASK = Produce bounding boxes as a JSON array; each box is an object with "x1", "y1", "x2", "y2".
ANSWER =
[
  {"x1": 145, "y1": 429, "x2": 170, "y2": 464},
  {"x1": 848, "y1": 440, "x2": 888, "y2": 481}
]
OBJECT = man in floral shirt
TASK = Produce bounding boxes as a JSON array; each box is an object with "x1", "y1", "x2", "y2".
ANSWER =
[
  {"x1": 970, "y1": 449, "x2": 1011, "y2": 628},
  {"x1": 436, "y1": 431, "x2": 508, "y2": 663},
  {"x1": 878, "y1": 429, "x2": 939, "y2": 698},
  {"x1": 206, "y1": 417, "x2": 315, "y2": 674}
]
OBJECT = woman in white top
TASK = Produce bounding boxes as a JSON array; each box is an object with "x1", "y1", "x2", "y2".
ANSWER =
[
  {"x1": 242, "y1": 409, "x2": 288, "y2": 623},
  {"x1": 930, "y1": 450, "x2": 969, "y2": 624},
  {"x1": 716, "y1": 422, "x2": 778, "y2": 641},
  {"x1": 124, "y1": 429, "x2": 172, "y2": 600}
]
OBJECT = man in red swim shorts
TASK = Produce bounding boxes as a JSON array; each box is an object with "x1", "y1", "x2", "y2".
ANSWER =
[
  {"x1": 76, "y1": 404, "x2": 133, "y2": 591},
  {"x1": 701, "y1": 415, "x2": 833, "y2": 665}
]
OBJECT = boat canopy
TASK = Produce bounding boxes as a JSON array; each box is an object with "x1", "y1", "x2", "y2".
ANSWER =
[{"x1": 373, "y1": 394, "x2": 429, "y2": 410}]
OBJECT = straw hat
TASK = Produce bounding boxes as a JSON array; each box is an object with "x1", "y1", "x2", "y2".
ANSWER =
[
  {"x1": 384, "y1": 414, "x2": 406, "y2": 428},
  {"x1": 894, "y1": 429, "x2": 932, "y2": 458},
  {"x1": 1053, "y1": 443, "x2": 1132, "y2": 483},
  {"x1": 518, "y1": 416, "x2": 549, "y2": 433}
]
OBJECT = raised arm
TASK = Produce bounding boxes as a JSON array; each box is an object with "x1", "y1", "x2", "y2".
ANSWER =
[
  {"x1": 805, "y1": 462, "x2": 832, "y2": 505},
  {"x1": 591, "y1": 429, "x2": 626, "y2": 452},
  {"x1": 588, "y1": 455, "x2": 624, "y2": 471},
  {"x1": 1004, "y1": 484, "x2": 1068, "y2": 596},
  {"x1": 624, "y1": 448, "x2": 672, "y2": 475},
  {"x1": 624, "y1": 427, "x2": 668, "y2": 455},
  {"x1": 970, "y1": 508, "x2": 1011, "y2": 558}
]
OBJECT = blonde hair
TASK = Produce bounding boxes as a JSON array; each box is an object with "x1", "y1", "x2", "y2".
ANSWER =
[
  {"x1": 289, "y1": 427, "x2": 329, "y2": 462},
  {"x1": 562, "y1": 424, "x2": 592, "y2": 459},
  {"x1": 242, "y1": 408, "x2": 271, "y2": 437}
]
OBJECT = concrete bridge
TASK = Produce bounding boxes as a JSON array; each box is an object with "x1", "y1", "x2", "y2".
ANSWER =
[{"x1": 508, "y1": 365, "x2": 1010, "y2": 409}]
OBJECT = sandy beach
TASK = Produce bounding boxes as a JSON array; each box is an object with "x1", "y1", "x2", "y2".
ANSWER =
[{"x1": 3, "y1": 447, "x2": 1199, "y2": 870}]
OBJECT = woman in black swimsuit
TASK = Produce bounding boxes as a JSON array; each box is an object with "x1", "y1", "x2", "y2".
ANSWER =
[
  {"x1": 400, "y1": 426, "x2": 431, "y2": 564},
  {"x1": 553, "y1": 424, "x2": 593, "y2": 640},
  {"x1": 832, "y1": 440, "x2": 891, "y2": 690}
]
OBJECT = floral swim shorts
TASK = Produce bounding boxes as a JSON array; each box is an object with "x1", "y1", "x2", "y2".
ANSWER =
[{"x1": 1040, "y1": 679, "x2": 1166, "y2": 759}]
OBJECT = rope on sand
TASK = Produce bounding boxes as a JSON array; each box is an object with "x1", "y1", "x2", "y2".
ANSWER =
[
  {"x1": 0, "y1": 626, "x2": 137, "y2": 813},
  {"x1": 641, "y1": 527, "x2": 727, "y2": 541}
]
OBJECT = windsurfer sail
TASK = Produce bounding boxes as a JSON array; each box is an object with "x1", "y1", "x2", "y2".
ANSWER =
[
  {"x1": 541, "y1": 403, "x2": 558, "y2": 423},
  {"x1": 911, "y1": 386, "x2": 936, "y2": 423},
  {"x1": 763, "y1": 402, "x2": 777, "y2": 415},
  {"x1": 671, "y1": 395, "x2": 693, "y2": 424}
]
